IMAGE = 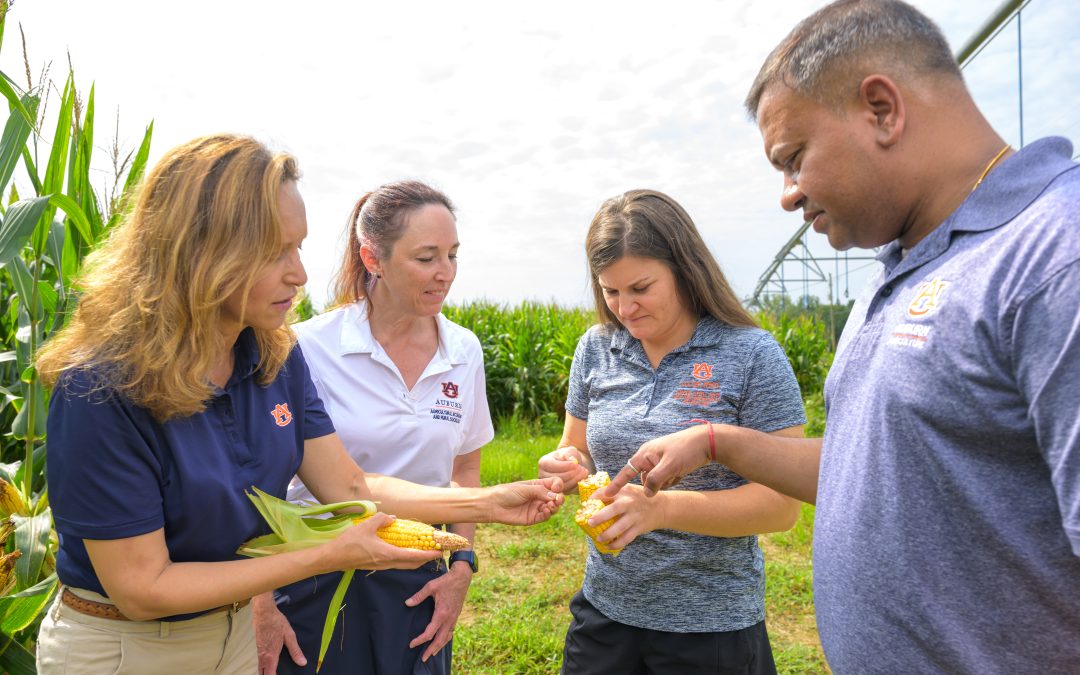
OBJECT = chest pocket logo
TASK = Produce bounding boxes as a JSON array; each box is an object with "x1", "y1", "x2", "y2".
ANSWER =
[
  {"x1": 691, "y1": 363, "x2": 714, "y2": 380},
  {"x1": 441, "y1": 382, "x2": 460, "y2": 398},
  {"x1": 907, "y1": 278, "x2": 950, "y2": 319},
  {"x1": 271, "y1": 403, "x2": 293, "y2": 427}
]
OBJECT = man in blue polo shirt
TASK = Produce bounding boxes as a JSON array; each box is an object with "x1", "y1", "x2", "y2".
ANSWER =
[{"x1": 602, "y1": 1, "x2": 1080, "y2": 672}]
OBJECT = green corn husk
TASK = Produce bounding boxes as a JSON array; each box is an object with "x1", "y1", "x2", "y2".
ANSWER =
[{"x1": 237, "y1": 486, "x2": 378, "y2": 672}]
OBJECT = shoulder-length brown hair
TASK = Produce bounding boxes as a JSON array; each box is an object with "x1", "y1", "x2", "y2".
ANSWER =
[
  {"x1": 585, "y1": 189, "x2": 756, "y2": 329},
  {"x1": 37, "y1": 134, "x2": 300, "y2": 421}
]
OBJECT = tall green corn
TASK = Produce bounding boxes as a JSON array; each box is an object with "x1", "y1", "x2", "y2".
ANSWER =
[{"x1": 0, "y1": 4, "x2": 153, "y2": 669}]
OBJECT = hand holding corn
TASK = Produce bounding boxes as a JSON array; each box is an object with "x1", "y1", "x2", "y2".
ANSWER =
[
  {"x1": 538, "y1": 446, "x2": 591, "y2": 493},
  {"x1": 575, "y1": 473, "x2": 663, "y2": 555}
]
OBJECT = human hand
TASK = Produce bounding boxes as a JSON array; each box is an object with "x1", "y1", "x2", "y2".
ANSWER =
[
  {"x1": 487, "y1": 477, "x2": 565, "y2": 525},
  {"x1": 253, "y1": 593, "x2": 306, "y2": 674},
  {"x1": 405, "y1": 561, "x2": 472, "y2": 662},
  {"x1": 594, "y1": 424, "x2": 712, "y2": 501},
  {"x1": 331, "y1": 513, "x2": 444, "y2": 571},
  {"x1": 537, "y1": 446, "x2": 590, "y2": 492},
  {"x1": 587, "y1": 484, "x2": 666, "y2": 550}
]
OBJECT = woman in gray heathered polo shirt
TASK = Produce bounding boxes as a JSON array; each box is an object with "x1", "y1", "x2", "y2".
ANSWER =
[{"x1": 539, "y1": 189, "x2": 806, "y2": 674}]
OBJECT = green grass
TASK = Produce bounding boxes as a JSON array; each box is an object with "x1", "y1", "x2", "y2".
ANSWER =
[{"x1": 456, "y1": 429, "x2": 829, "y2": 674}]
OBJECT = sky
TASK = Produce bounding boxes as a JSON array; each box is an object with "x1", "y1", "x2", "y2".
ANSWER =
[{"x1": 3, "y1": 0, "x2": 1077, "y2": 310}]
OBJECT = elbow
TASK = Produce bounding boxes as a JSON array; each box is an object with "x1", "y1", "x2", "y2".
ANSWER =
[
  {"x1": 111, "y1": 594, "x2": 167, "y2": 621},
  {"x1": 774, "y1": 499, "x2": 802, "y2": 533}
]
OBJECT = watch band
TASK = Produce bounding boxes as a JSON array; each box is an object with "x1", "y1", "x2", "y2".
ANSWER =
[{"x1": 449, "y1": 550, "x2": 479, "y2": 573}]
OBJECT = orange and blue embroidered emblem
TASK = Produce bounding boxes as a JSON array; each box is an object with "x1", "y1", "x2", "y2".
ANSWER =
[
  {"x1": 907, "y1": 278, "x2": 950, "y2": 319},
  {"x1": 271, "y1": 403, "x2": 293, "y2": 427},
  {"x1": 441, "y1": 382, "x2": 460, "y2": 399},
  {"x1": 691, "y1": 363, "x2": 714, "y2": 381}
]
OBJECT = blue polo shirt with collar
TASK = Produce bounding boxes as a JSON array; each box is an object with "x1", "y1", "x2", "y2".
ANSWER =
[
  {"x1": 815, "y1": 137, "x2": 1080, "y2": 673},
  {"x1": 47, "y1": 329, "x2": 335, "y2": 620}
]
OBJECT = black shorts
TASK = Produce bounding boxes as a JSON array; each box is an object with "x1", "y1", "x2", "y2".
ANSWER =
[{"x1": 561, "y1": 591, "x2": 777, "y2": 675}]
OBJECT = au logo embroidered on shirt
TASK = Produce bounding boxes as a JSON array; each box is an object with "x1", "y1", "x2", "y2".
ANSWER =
[
  {"x1": 691, "y1": 363, "x2": 714, "y2": 381},
  {"x1": 441, "y1": 381, "x2": 460, "y2": 399},
  {"x1": 906, "y1": 278, "x2": 950, "y2": 319},
  {"x1": 271, "y1": 403, "x2": 293, "y2": 427}
]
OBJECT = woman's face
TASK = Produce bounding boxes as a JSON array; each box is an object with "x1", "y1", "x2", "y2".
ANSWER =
[
  {"x1": 221, "y1": 180, "x2": 308, "y2": 335},
  {"x1": 371, "y1": 204, "x2": 459, "y2": 317},
  {"x1": 597, "y1": 255, "x2": 696, "y2": 346}
]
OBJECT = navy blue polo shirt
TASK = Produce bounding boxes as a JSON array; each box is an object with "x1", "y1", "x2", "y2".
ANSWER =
[{"x1": 47, "y1": 329, "x2": 335, "y2": 620}]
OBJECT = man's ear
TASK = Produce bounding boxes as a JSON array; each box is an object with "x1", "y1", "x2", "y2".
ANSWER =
[{"x1": 859, "y1": 74, "x2": 905, "y2": 148}]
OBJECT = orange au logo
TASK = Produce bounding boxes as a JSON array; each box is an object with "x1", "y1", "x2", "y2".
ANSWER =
[
  {"x1": 907, "y1": 278, "x2": 951, "y2": 319},
  {"x1": 271, "y1": 403, "x2": 293, "y2": 427},
  {"x1": 691, "y1": 363, "x2": 714, "y2": 381},
  {"x1": 441, "y1": 382, "x2": 460, "y2": 399}
]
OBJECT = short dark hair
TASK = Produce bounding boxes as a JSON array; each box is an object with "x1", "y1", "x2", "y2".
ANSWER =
[{"x1": 745, "y1": 0, "x2": 961, "y2": 116}]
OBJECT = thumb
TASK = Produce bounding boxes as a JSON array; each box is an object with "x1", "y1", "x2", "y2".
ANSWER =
[{"x1": 283, "y1": 624, "x2": 308, "y2": 666}]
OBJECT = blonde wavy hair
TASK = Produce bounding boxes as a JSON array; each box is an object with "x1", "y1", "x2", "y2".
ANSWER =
[{"x1": 37, "y1": 134, "x2": 301, "y2": 421}]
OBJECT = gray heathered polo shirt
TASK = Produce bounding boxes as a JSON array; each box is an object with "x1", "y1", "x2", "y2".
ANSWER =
[
  {"x1": 566, "y1": 316, "x2": 805, "y2": 633},
  {"x1": 816, "y1": 137, "x2": 1080, "y2": 674}
]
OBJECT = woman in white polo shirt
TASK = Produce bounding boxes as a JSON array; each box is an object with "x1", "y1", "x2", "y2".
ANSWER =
[{"x1": 256, "y1": 181, "x2": 490, "y2": 675}]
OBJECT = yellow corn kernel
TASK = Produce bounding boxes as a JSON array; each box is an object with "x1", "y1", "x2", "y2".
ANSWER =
[
  {"x1": 578, "y1": 471, "x2": 610, "y2": 502},
  {"x1": 574, "y1": 499, "x2": 621, "y2": 556},
  {"x1": 375, "y1": 518, "x2": 469, "y2": 552}
]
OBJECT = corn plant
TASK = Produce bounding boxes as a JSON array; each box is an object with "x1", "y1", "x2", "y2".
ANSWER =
[
  {"x1": 443, "y1": 301, "x2": 593, "y2": 427},
  {"x1": 0, "y1": 4, "x2": 152, "y2": 669}
]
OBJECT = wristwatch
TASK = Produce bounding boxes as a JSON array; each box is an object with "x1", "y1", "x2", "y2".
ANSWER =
[{"x1": 449, "y1": 550, "x2": 479, "y2": 573}]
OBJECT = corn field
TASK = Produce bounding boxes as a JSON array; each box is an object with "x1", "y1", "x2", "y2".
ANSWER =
[{"x1": 0, "y1": 3, "x2": 153, "y2": 669}]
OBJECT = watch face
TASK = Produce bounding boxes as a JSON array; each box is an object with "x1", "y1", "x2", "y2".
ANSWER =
[{"x1": 452, "y1": 551, "x2": 479, "y2": 573}]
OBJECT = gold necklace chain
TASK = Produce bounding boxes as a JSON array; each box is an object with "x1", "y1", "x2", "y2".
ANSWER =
[{"x1": 971, "y1": 144, "x2": 1011, "y2": 193}]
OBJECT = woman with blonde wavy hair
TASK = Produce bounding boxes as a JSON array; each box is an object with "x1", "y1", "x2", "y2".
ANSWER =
[{"x1": 34, "y1": 134, "x2": 563, "y2": 674}]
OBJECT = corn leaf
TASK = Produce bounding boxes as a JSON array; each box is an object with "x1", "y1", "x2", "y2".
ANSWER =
[
  {"x1": 11, "y1": 512, "x2": 50, "y2": 590},
  {"x1": 0, "y1": 74, "x2": 34, "y2": 131},
  {"x1": 0, "y1": 633, "x2": 35, "y2": 675},
  {"x1": 0, "y1": 196, "x2": 49, "y2": 267},
  {"x1": 0, "y1": 574, "x2": 57, "y2": 633},
  {"x1": 0, "y1": 93, "x2": 37, "y2": 197},
  {"x1": 318, "y1": 570, "x2": 354, "y2": 673}
]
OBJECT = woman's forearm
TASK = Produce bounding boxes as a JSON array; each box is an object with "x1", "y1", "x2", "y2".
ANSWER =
[{"x1": 655, "y1": 482, "x2": 800, "y2": 537}]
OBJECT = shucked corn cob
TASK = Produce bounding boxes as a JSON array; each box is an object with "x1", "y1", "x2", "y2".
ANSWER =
[
  {"x1": 574, "y1": 472, "x2": 622, "y2": 556},
  {"x1": 578, "y1": 471, "x2": 610, "y2": 502},
  {"x1": 575, "y1": 499, "x2": 622, "y2": 556},
  {"x1": 375, "y1": 518, "x2": 469, "y2": 552}
]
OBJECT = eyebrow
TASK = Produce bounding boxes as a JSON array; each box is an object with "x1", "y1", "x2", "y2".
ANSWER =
[
  {"x1": 601, "y1": 275, "x2": 653, "y2": 289},
  {"x1": 410, "y1": 243, "x2": 461, "y2": 252}
]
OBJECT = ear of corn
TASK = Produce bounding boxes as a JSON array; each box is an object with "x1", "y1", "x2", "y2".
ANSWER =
[
  {"x1": 0, "y1": 550, "x2": 21, "y2": 596},
  {"x1": 575, "y1": 498, "x2": 621, "y2": 556},
  {"x1": 375, "y1": 518, "x2": 469, "y2": 552},
  {"x1": 237, "y1": 486, "x2": 465, "y2": 672},
  {"x1": 577, "y1": 471, "x2": 610, "y2": 502}
]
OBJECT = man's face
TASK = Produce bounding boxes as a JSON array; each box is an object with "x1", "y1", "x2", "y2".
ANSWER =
[{"x1": 757, "y1": 84, "x2": 901, "y2": 250}]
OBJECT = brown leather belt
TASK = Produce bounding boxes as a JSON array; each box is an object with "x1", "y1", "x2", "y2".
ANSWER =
[{"x1": 61, "y1": 588, "x2": 250, "y2": 622}]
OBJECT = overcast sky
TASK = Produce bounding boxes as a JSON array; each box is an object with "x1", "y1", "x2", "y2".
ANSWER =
[{"x1": 3, "y1": 0, "x2": 1077, "y2": 309}]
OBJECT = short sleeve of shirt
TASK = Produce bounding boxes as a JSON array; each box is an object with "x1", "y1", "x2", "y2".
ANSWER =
[
  {"x1": 564, "y1": 329, "x2": 597, "y2": 421},
  {"x1": 294, "y1": 345, "x2": 335, "y2": 441},
  {"x1": 1011, "y1": 259, "x2": 1080, "y2": 554},
  {"x1": 739, "y1": 333, "x2": 807, "y2": 433},
  {"x1": 47, "y1": 373, "x2": 165, "y2": 540}
]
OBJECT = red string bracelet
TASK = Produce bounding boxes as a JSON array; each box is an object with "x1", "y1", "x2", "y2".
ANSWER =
[{"x1": 688, "y1": 419, "x2": 716, "y2": 463}]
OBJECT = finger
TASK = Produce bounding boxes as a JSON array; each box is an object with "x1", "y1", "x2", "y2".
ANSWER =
[
  {"x1": 594, "y1": 515, "x2": 631, "y2": 544},
  {"x1": 587, "y1": 502, "x2": 621, "y2": 527},
  {"x1": 422, "y1": 626, "x2": 452, "y2": 662},
  {"x1": 409, "y1": 621, "x2": 439, "y2": 649},
  {"x1": 283, "y1": 626, "x2": 308, "y2": 667},
  {"x1": 405, "y1": 579, "x2": 438, "y2": 607}
]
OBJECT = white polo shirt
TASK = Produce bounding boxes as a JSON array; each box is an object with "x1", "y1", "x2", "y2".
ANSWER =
[{"x1": 288, "y1": 300, "x2": 494, "y2": 499}]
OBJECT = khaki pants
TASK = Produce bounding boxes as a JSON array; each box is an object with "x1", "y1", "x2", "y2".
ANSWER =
[{"x1": 37, "y1": 590, "x2": 257, "y2": 674}]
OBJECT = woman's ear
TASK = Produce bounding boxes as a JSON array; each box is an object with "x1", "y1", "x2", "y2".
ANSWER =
[
  {"x1": 858, "y1": 74, "x2": 905, "y2": 148},
  {"x1": 359, "y1": 243, "x2": 381, "y2": 278}
]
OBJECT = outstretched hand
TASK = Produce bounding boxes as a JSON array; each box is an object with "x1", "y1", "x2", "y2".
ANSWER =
[
  {"x1": 537, "y1": 446, "x2": 590, "y2": 492},
  {"x1": 593, "y1": 424, "x2": 712, "y2": 501},
  {"x1": 488, "y1": 477, "x2": 565, "y2": 525}
]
